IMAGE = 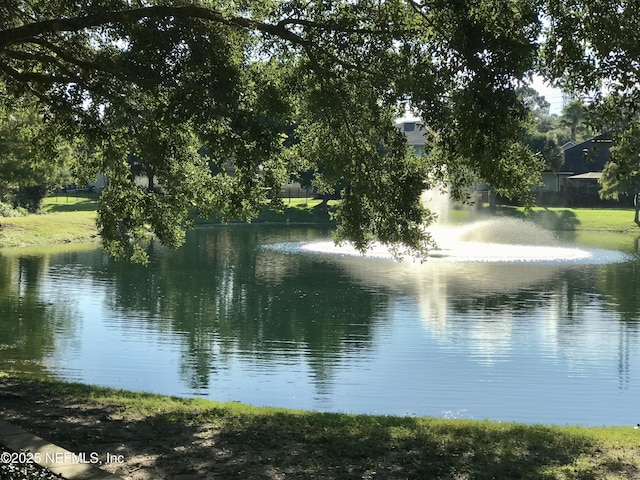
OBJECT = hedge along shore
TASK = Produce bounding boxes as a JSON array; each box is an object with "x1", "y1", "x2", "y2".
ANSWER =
[{"x1": 0, "y1": 373, "x2": 639, "y2": 480}]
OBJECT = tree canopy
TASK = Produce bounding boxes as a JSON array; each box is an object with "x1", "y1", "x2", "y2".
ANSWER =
[
  {"x1": 0, "y1": 98, "x2": 72, "y2": 210},
  {"x1": 542, "y1": 0, "x2": 640, "y2": 216},
  {"x1": 3, "y1": 0, "x2": 621, "y2": 260}
]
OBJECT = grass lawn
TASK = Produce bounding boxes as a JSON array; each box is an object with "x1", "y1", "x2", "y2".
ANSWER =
[
  {"x1": 0, "y1": 373, "x2": 639, "y2": 480},
  {"x1": 0, "y1": 210, "x2": 98, "y2": 248},
  {"x1": 562, "y1": 208, "x2": 639, "y2": 232},
  {"x1": 0, "y1": 195, "x2": 99, "y2": 249},
  {"x1": 41, "y1": 192, "x2": 100, "y2": 212},
  {"x1": 194, "y1": 197, "x2": 339, "y2": 225},
  {"x1": 0, "y1": 195, "x2": 336, "y2": 250},
  {"x1": 488, "y1": 206, "x2": 640, "y2": 233},
  {"x1": 2, "y1": 201, "x2": 640, "y2": 477}
]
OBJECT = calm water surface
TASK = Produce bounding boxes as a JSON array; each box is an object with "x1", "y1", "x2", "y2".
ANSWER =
[{"x1": 1, "y1": 225, "x2": 639, "y2": 426}]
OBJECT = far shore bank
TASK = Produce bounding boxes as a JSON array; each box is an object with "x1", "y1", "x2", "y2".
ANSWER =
[
  {"x1": 1, "y1": 193, "x2": 639, "y2": 251},
  {"x1": 1, "y1": 372, "x2": 639, "y2": 480},
  {"x1": 0, "y1": 195, "x2": 337, "y2": 250}
]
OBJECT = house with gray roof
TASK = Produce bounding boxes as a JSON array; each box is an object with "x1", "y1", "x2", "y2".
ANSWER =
[{"x1": 541, "y1": 135, "x2": 612, "y2": 193}]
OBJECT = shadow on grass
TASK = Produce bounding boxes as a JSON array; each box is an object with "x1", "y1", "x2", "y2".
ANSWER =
[
  {"x1": 44, "y1": 193, "x2": 335, "y2": 223},
  {"x1": 497, "y1": 207, "x2": 581, "y2": 232},
  {"x1": 203, "y1": 413, "x2": 595, "y2": 480},
  {"x1": 43, "y1": 194, "x2": 99, "y2": 213},
  {"x1": 1, "y1": 376, "x2": 624, "y2": 480},
  {"x1": 44, "y1": 200, "x2": 99, "y2": 213}
]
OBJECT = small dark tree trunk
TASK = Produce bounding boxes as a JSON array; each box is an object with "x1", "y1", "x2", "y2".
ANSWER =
[
  {"x1": 318, "y1": 196, "x2": 329, "y2": 213},
  {"x1": 634, "y1": 193, "x2": 640, "y2": 227},
  {"x1": 147, "y1": 166, "x2": 155, "y2": 192}
]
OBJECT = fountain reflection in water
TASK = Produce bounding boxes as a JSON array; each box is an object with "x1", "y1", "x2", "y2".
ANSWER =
[{"x1": 270, "y1": 194, "x2": 629, "y2": 404}]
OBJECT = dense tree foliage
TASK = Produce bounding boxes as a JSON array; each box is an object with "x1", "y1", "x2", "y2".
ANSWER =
[
  {"x1": 0, "y1": 99, "x2": 72, "y2": 210},
  {"x1": 7, "y1": 1, "x2": 628, "y2": 260},
  {"x1": 515, "y1": 86, "x2": 562, "y2": 173},
  {"x1": 599, "y1": 128, "x2": 640, "y2": 225},
  {"x1": 525, "y1": 130, "x2": 563, "y2": 173},
  {"x1": 543, "y1": 0, "x2": 640, "y2": 222},
  {"x1": 555, "y1": 99, "x2": 592, "y2": 146},
  {"x1": 517, "y1": 86, "x2": 552, "y2": 126}
]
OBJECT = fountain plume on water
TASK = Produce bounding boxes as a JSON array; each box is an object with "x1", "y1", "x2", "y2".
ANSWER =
[
  {"x1": 420, "y1": 188, "x2": 452, "y2": 225},
  {"x1": 296, "y1": 189, "x2": 627, "y2": 265},
  {"x1": 453, "y1": 218, "x2": 558, "y2": 245}
]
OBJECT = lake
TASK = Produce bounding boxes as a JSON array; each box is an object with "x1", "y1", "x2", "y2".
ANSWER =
[{"x1": 1, "y1": 224, "x2": 639, "y2": 426}]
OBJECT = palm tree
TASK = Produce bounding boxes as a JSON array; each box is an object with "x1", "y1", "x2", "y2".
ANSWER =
[{"x1": 560, "y1": 100, "x2": 585, "y2": 142}]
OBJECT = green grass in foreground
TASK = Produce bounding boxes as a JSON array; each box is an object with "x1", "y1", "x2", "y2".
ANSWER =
[{"x1": 1, "y1": 373, "x2": 639, "y2": 479}]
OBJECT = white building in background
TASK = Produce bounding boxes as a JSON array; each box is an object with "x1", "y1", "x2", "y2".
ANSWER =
[
  {"x1": 87, "y1": 173, "x2": 108, "y2": 192},
  {"x1": 396, "y1": 119, "x2": 428, "y2": 156},
  {"x1": 395, "y1": 119, "x2": 489, "y2": 195}
]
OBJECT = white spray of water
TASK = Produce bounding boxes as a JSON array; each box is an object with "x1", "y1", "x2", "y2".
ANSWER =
[
  {"x1": 421, "y1": 188, "x2": 452, "y2": 224},
  {"x1": 431, "y1": 217, "x2": 559, "y2": 247},
  {"x1": 420, "y1": 187, "x2": 560, "y2": 246},
  {"x1": 294, "y1": 189, "x2": 628, "y2": 264}
]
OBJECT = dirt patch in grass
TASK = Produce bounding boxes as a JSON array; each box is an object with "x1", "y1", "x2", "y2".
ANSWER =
[{"x1": 1, "y1": 375, "x2": 639, "y2": 480}]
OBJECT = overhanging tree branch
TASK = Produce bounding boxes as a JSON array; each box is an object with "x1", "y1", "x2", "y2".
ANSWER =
[
  {"x1": 0, "y1": 1, "x2": 549, "y2": 263},
  {"x1": 275, "y1": 17, "x2": 412, "y2": 35},
  {"x1": 1, "y1": 5, "x2": 388, "y2": 89},
  {"x1": 0, "y1": 6, "x2": 308, "y2": 49},
  {"x1": 27, "y1": 39, "x2": 157, "y2": 87},
  {"x1": 0, "y1": 61, "x2": 76, "y2": 85},
  {"x1": 1, "y1": 48, "x2": 83, "y2": 81}
]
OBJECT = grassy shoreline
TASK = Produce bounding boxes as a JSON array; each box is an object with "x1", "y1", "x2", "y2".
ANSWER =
[
  {"x1": 0, "y1": 194, "x2": 100, "y2": 249},
  {"x1": 0, "y1": 195, "x2": 337, "y2": 250},
  {"x1": 1, "y1": 372, "x2": 639, "y2": 479},
  {"x1": 0, "y1": 210, "x2": 99, "y2": 248},
  {"x1": 493, "y1": 205, "x2": 640, "y2": 233}
]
